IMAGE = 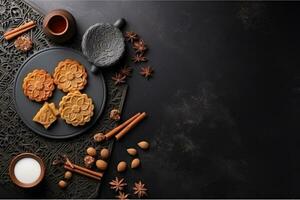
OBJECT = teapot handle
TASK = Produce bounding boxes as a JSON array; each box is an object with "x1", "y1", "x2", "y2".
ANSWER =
[
  {"x1": 113, "y1": 18, "x2": 126, "y2": 29},
  {"x1": 90, "y1": 65, "x2": 99, "y2": 74}
]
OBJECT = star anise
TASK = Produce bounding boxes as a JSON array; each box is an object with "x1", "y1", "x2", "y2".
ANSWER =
[
  {"x1": 125, "y1": 31, "x2": 138, "y2": 43},
  {"x1": 132, "y1": 54, "x2": 147, "y2": 63},
  {"x1": 112, "y1": 73, "x2": 126, "y2": 85},
  {"x1": 116, "y1": 191, "x2": 130, "y2": 200},
  {"x1": 109, "y1": 177, "x2": 127, "y2": 192},
  {"x1": 93, "y1": 132, "x2": 106, "y2": 142},
  {"x1": 52, "y1": 157, "x2": 64, "y2": 166},
  {"x1": 133, "y1": 39, "x2": 147, "y2": 53},
  {"x1": 52, "y1": 154, "x2": 73, "y2": 166},
  {"x1": 120, "y1": 66, "x2": 132, "y2": 77},
  {"x1": 110, "y1": 108, "x2": 121, "y2": 121},
  {"x1": 140, "y1": 66, "x2": 154, "y2": 79},
  {"x1": 133, "y1": 181, "x2": 147, "y2": 198},
  {"x1": 14, "y1": 36, "x2": 33, "y2": 52}
]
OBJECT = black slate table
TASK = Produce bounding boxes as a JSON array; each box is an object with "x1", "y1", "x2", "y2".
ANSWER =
[{"x1": 2, "y1": 1, "x2": 300, "y2": 198}]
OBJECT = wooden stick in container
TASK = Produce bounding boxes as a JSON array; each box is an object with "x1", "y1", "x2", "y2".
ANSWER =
[{"x1": 115, "y1": 112, "x2": 147, "y2": 141}]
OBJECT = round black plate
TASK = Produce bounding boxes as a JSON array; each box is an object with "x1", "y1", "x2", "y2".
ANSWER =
[{"x1": 14, "y1": 47, "x2": 106, "y2": 139}]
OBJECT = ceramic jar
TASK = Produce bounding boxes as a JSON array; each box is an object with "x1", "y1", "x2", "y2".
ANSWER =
[{"x1": 43, "y1": 9, "x2": 76, "y2": 43}]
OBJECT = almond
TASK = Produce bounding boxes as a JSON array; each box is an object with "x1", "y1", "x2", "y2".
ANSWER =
[
  {"x1": 117, "y1": 161, "x2": 127, "y2": 172},
  {"x1": 127, "y1": 148, "x2": 137, "y2": 156},
  {"x1": 131, "y1": 158, "x2": 140, "y2": 169},
  {"x1": 96, "y1": 159, "x2": 108, "y2": 171},
  {"x1": 86, "y1": 147, "x2": 97, "y2": 156},
  {"x1": 137, "y1": 141, "x2": 150, "y2": 150},
  {"x1": 64, "y1": 171, "x2": 72, "y2": 180},
  {"x1": 58, "y1": 180, "x2": 67, "y2": 188},
  {"x1": 100, "y1": 148, "x2": 110, "y2": 160}
]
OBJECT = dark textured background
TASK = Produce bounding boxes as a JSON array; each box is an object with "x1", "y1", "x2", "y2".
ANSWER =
[{"x1": 2, "y1": 1, "x2": 300, "y2": 198}]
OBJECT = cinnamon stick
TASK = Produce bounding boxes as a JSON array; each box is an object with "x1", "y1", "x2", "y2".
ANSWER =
[
  {"x1": 4, "y1": 21, "x2": 35, "y2": 36},
  {"x1": 4, "y1": 22, "x2": 36, "y2": 40},
  {"x1": 105, "y1": 112, "x2": 141, "y2": 139},
  {"x1": 65, "y1": 162, "x2": 103, "y2": 178},
  {"x1": 64, "y1": 165, "x2": 101, "y2": 181},
  {"x1": 115, "y1": 112, "x2": 147, "y2": 140},
  {"x1": 65, "y1": 157, "x2": 74, "y2": 169}
]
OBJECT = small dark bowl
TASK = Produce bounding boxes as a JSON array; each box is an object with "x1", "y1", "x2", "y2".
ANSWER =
[
  {"x1": 9, "y1": 153, "x2": 45, "y2": 188},
  {"x1": 81, "y1": 19, "x2": 125, "y2": 73}
]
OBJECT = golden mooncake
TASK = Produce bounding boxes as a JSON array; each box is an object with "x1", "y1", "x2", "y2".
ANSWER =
[
  {"x1": 53, "y1": 59, "x2": 87, "y2": 93},
  {"x1": 59, "y1": 91, "x2": 94, "y2": 126},
  {"x1": 23, "y1": 69, "x2": 55, "y2": 102},
  {"x1": 33, "y1": 102, "x2": 59, "y2": 129}
]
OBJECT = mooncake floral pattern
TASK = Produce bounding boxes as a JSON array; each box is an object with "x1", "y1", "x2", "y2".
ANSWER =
[
  {"x1": 22, "y1": 69, "x2": 55, "y2": 102},
  {"x1": 59, "y1": 91, "x2": 94, "y2": 126},
  {"x1": 53, "y1": 59, "x2": 87, "y2": 93}
]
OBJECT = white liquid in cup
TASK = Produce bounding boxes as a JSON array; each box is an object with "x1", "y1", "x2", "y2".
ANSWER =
[{"x1": 14, "y1": 157, "x2": 42, "y2": 184}]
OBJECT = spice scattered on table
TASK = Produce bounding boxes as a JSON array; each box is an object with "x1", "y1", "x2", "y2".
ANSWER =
[
  {"x1": 63, "y1": 157, "x2": 102, "y2": 180},
  {"x1": 117, "y1": 161, "x2": 127, "y2": 173},
  {"x1": 92, "y1": 113, "x2": 145, "y2": 144},
  {"x1": 133, "y1": 181, "x2": 148, "y2": 198},
  {"x1": 58, "y1": 180, "x2": 67, "y2": 189},
  {"x1": 64, "y1": 171, "x2": 72, "y2": 180},
  {"x1": 140, "y1": 66, "x2": 154, "y2": 79},
  {"x1": 64, "y1": 156, "x2": 74, "y2": 168},
  {"x1": 115, "y1": 112, "x2": 147, "y2": 141},
  {"x1": 59, "y1": 29, "x2": 154, "y2": 197},
  {"x1": 100, "y1": 148, "x2": 110, "y2": 160},
  {"x1": 132, "y1": 54, "x2": 147, "y2": 63},
  {"x1": 112, "y1": 73, "x2": 126, "y2": 85},
  {"x1": 137, "y1": 141, "x2": 150, "y2": 150},
  {"x1": 120, "y1": 66, "x2": 132, "y2": 77},
  {"x1": 110, "y1": 109, "x2": 121, "y2": 121},
  {"x1": 133, "y1": 39, "x2": 147, "y2": 53},
  {"x1": 131, "y1": 158, "x2": 141, "y2": 169},
  {"x1": 93, "y1": 132, "x2": 106, "y2": 142},
  {"x1": 96, "y1": 159, "x2": 108, "y2": 171},
  {"x1": 52, "y1": 158, "x2": 63, "y2": 166},
  {"x1": 125, "y1": 31, "x2": 138, "y2": 43},
  {"x1": 125, "y1": 30, "x2": 156, "y2": 83},
  {"x1": 116, "y1": 191, "x2": 130, "y2": 200},
  {"x1": 109, "y1": 177, "x2": 127, "y2": 192},
  {"x1": 84, "y1": 155, "x2": 95, "y2": 168},
  {"x1": 14, "y1": 36, "x2": 33, "y2": 52},
  {"x1": 86, "y1": 147, "x2": 97, "y2": 156},
  {"x1": 4, "y1": 20, "x2": 36, "y2": 40},
  {"x1": 127, "y1": 148, "x2": 137, "y2": 156}
]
